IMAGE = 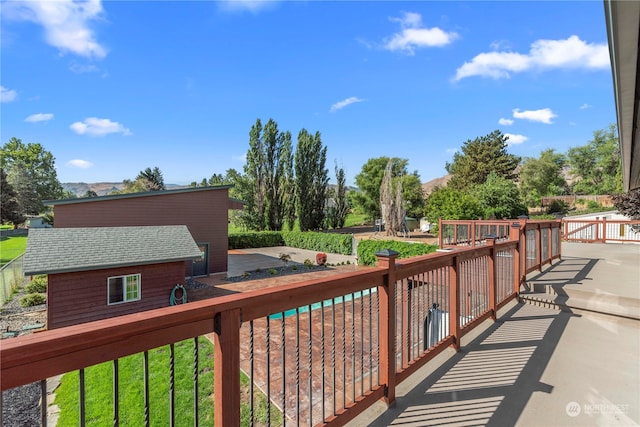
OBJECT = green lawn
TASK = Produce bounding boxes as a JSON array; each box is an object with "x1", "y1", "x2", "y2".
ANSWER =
[
  {"x1": 55, "y1": 338, "x2": 280, "y2": 426},
  {"x1": 344, "y1": 213, "x2": 368, "y2": 228},
  {"x1": 0, "y1": 235, "x2": 27, "y2": 266}
]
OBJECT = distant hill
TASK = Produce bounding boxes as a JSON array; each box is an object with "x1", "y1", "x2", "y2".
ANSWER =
[
  {"x1": 62, "y1": 182, "x2": 187, "y2": 197},
  {"x1": 421, "y1": 175, "x2": 452, "y2": 195}
]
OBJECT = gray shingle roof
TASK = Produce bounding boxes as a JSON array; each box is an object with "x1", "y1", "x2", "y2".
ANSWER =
[{"x1": 24, "y1": 226, "x2": 202, "y2": 275}]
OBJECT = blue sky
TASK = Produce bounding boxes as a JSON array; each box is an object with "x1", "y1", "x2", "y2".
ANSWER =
[{"x1": 1, "y1": 1, "x2": 615, "y2": 186}]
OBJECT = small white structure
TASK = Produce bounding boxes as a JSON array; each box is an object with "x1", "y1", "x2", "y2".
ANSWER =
[{"x1": 26, "y1": 216, "x2": 52, "y2": 229}]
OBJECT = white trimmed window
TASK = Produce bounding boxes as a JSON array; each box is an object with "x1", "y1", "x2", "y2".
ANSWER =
[{"x1": 108, "y1": 274, "x2": 141, "y2": 305}]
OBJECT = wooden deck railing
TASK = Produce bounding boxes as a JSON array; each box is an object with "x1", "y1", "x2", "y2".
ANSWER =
[
  {"x1": 563, "y1": 218, "x2": 640, "y2": 243},
  {"x1": 439, "y1": 219, "x2": 562, "y2": 283},
  {"x1": 1, "y1": 238, "x2": 529, "y2": 427}
]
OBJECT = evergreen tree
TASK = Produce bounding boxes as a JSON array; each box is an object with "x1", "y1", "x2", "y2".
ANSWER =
[{"x1": 446, "y1": 130, "x2": 520, "y2": 190}]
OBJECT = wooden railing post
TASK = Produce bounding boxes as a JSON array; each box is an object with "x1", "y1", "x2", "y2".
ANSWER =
[
  {"x1": 487, "y1": 236, "x2": 498, "y2": 320},
  {"x1": 602, "y1": 217, "x2": 607, "y2": 243},
  {"x1": 376, "y1": 249, "x2": 398, "y2": 405},
  {"x1": 449, "y1": 255, "x2": 461, "y2": 352},
  {"x1": 471, "y1": 221, "x2": 476, "y2": 247},
  {"x1": 214, "y1": 308, "x2": 241, "y2": 427},
  {"x1": 518, "y1": 218, "x2": 527, "y2": 283}
]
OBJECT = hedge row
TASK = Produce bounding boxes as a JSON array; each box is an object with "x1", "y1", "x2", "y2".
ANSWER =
[
  {"x1": 357, "y1": 239, "x2": 438, "y2": 266},
  {"x1": 282, "y1": 232, "x2": 352, "y2": 255},
  {"x1": 228, "y1": 231, "x2": 353, "y2": 255},
  {"x1": 228, "y1": 232, "x2": 284, "y2": 249}
]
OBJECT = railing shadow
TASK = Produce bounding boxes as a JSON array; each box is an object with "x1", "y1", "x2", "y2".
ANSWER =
[
  {"x1": 362, "y1": 302, "x2": 577, "y2": 426},
  {"x1": 521, "y1": 256, "x2": 599, "y2": 296}
]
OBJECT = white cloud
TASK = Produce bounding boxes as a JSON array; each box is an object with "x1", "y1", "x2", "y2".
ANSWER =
[
  {"x1": 504, "y1": 133, "x2": 528, "y2": 145},
  {"x1": 4, "y1": 0, "x2": 107, "y2": 59},
  {"x1": 330, "y1": 97, "x2": 364, "y2": 113},
  {"x1": 1, "y1": 86, "x2": 17, "y2": 103},
  {"x1": 70, "y1": 117, "x2": 131, "y2": 136},
  {"x1": 446, "y1": 148, "x2": 458, "y2": 154},
  {"x1": 232, "y1": 153, "x2": 247, "y2": 162},
  {"x1": 383, "y1": 12, "x2": 458, "y2": 55},
  {"x1": 69, "y1": 63, "x2": 100, "y2": 74},
  {"x1": 454, "y1": 35, "x2": 609, "y2": 81},
  {"x1": 579, "y1": 103, "x2": 592, "y2": 110},
  {"x1": 498, "y1": 118, "x2": 514, "y2": 126},
  {"x1": 513, "y1": 108, "x2": 557, "y2": 124},
  {"x1": 25, "y1": 113, "x2": 54, "y2": 123},
  {"x1": 218, "y1": 0, "x2": 276, "y2": 13},
  {"x1": 66, "y1": 159, "x2": 93, "y2": 169}
]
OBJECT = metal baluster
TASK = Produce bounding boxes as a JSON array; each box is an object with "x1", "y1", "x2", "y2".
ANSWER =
[
  {"x1": 331, "y1": 299, "x2": 336, "y2": 416},
  {"x1": 308, "y1": 304, "x2": 312, "y2": 427},
  {"x1": 342, "y1": 296, "x2": 346, "y2": 410},
  {"x1": 40, "y1": 379, "x2": 47, "y2": 427},
  {"x1": 169, "y1": 344, "x2": 175, "y2": 427},
  {"x1": 266, "y1": 317, "x2": 271, "y2": 427},
  {"x1": 368, "y1": 289, "x2": 372, "y2": 391},
  {"x1": 282, "y1": 314, "x2": 286, "y2": 427},
  {"x1": 249, "y1": 320, "x2": 254, "y2": 426},
  {"x1": 79, "y1": 368, "x2": 85, "y2": 426},
  {"x1": 321, "y1": 301, "x2": 325, "y2": 423},
  {"x1": 143, "y1": 351, "x2": 150, "y2": 427},
  {"x1": 193, "y1": 337, "x2": 199, "y2": 427},
  {"x1": 351, "y1": 294, "x2": 355, "y2": 403},
  {"x1": 360, "y1": 291, "x2": 364, "y2": 397},
  {"x1": 113, "y1": 359, "x2": 119, "y2": 427},
  {"x1": 296, "y1": 308, "x2": 300, "y2": 426}
]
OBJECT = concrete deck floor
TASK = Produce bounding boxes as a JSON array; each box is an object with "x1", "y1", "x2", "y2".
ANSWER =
[{"x1": 348, "y1": 242, "x2": 640, "y2": 427}]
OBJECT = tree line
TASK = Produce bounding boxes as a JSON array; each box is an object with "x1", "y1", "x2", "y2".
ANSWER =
[{"x1": 2, "y1": 123, "x2": 639, "y2": 230}]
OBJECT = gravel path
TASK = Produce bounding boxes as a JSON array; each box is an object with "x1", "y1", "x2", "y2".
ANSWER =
[{"x1": 1, "y1": 281, "x2": 47, "y2": 427}]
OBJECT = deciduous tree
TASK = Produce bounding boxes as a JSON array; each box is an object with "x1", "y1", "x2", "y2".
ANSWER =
[
  {"x1": 424, "y1": 186, "x2": 483, "y2": 226},
  {"x1": 380, "y1": 160, "x2": 405, "y2": 236},
  {"x1": 473, "y1": 172, "x2": 527, "y2": 219},
  {"x1": 353, "y1": 157, "x2": 423, "y2": 220},
  {"x1": 1, "y1": 168, "x2": 24, "y2": 225},
  {"x1": 295, "y1": 129, "x2": 328, "y2": 231},
  {"x1": 519, "y1": 149, "x2": 568, "y2": 207},
  {"x1": 1, "y1": 137, "x2": 64, "y2": 213},
  {"x1": 567, "y1": 124, "x2": 622, "y2": 195}
]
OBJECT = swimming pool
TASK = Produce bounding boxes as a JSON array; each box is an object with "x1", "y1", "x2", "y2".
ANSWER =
[{"x1": 268, "y1": 288, "x2": 377, "y2": 319}]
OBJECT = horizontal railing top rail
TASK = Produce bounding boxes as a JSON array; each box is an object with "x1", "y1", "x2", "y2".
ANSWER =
[{"x1": 1, "y1": 267, "x2": 388, "y2": 390}]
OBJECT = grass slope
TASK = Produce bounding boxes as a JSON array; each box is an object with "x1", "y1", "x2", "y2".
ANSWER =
[
  {"x1": 0, "y1": 236, "x2": 27, "y2": 266},
  {"x1": 54, "y1": 338, "x2": 280, "y2": 426}
]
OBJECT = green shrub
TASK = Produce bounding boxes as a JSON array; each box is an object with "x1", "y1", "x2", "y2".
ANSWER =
[
  {"x1": 303, "y1": 259, "x2": 314, "y2": 268},
  {"x1": 268, "y1": 269, "x2": 278, "y2": 275},
  {"x1": 20, "y1": 293, "x2": 46, "y2": 307},
  {"x1": 282, "y1": 231, "x2": 352, "y2": 255},
  {"x1": 587, "y1": 200, "x2": 601, "y2": 209},
  {"x1": 228, "y1": 232, "x2": 284, "y2": 249},
  {"x1": 26, "y1": 275, "x2": 47, "y2": 293},
  {"x1": 357, "y1": 240, "x2": 438, "y2": 266}
]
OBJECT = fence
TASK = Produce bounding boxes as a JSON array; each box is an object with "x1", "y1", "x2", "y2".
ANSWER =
[
  {"x1": 0, "y1": 254, "x2": 24, "y2": 306},
  {"x1": 563, "y1": 218, "x2": 640, "y2": 243},
  {"x1": 1, "y1": 237, "x2": 524, "y2": 427},
  {"x1": 439, "y1": 219, "x2": 562, "y2": 284}
]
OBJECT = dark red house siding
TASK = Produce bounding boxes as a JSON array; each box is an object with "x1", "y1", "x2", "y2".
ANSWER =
[
  {"x1": 52, "y1": 189, "x2": 229, "y2": 276},
  {"x1": 47, "y1": 262, "x2": 185, "y2": 329}
]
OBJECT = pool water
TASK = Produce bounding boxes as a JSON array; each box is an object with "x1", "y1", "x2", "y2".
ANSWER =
[{"x1": 268, "y1": 288, "x2": 377, "y2": 319}]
